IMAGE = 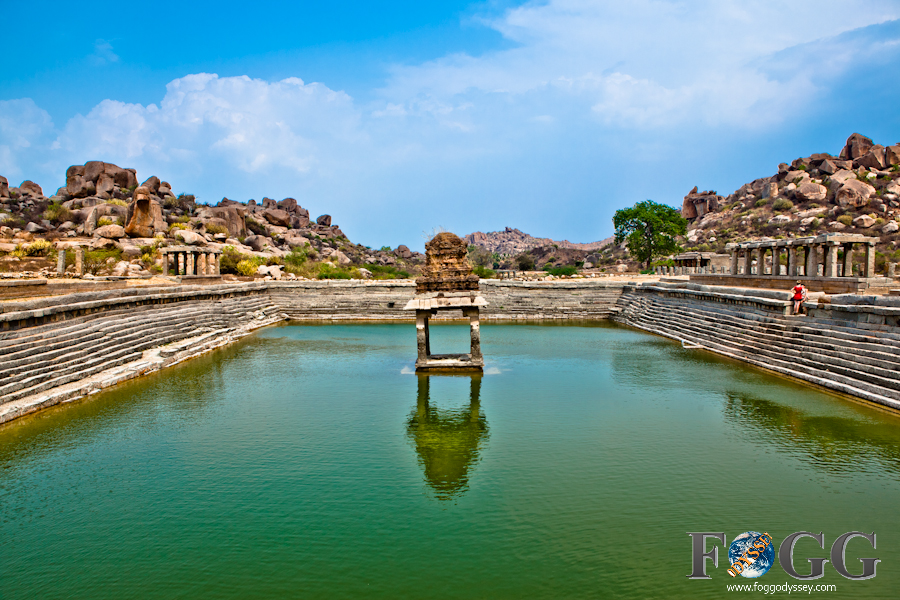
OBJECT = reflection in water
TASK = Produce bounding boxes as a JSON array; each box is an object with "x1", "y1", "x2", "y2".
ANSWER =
[
  {"x1": 407, "y1": 375, "x2": 489, "y2": 500},
  {"x1": 723, "y1": 392, "x2": 900, "y2": 478}
]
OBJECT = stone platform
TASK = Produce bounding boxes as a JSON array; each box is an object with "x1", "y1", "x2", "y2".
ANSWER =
[
  {"x1": 688, "y1": 273, "x2": 896, "y2": 294},
  {"x1": 414, "y1": 353, "x2": 485, "y2": 373}
]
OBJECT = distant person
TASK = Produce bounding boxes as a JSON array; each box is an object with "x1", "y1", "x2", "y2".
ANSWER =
[{"x1": 791, "y1": 281, "x2": 807, "y2": 315}]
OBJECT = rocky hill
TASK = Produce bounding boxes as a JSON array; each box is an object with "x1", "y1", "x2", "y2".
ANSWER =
[
  {"x1": 464, "y1": 227, "x2": 612, "y2": 256},
  {"x1": 0, "y1": 161, "x2": 422, "y2": 279},
  {"x1": 673, "y1": 133, "x2": 900, "y2": 272}
]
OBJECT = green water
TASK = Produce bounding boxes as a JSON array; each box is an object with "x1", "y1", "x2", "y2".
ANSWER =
[{"x1": 2, "y1": 322, "x2": 899, "y2": 599}]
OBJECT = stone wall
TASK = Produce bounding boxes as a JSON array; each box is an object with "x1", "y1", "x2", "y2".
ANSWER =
[
  {"x1": 0, "y1": 279, "x2": 628, "y2": 422},
  {"x1": 613, "y1": 281, "x2": 900, "y2": 411},
  {"x1": 5, "y1": 277, "x2": 900, "y2": 423},
  {"x1": 480, "y1": 280, "x2": 626, "y2": 319},
  {"x1": 266, "y1": 279, "x2": 627, "y2": 320}
]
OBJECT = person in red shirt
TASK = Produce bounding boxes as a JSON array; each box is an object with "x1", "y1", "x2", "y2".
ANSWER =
[{"x1": 791, "y1": 281, "x2": 807, "y2": 315}]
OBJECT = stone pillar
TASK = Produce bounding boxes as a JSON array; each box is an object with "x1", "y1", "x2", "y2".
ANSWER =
[
  {"x1": 864, "y1": 243, "x2": 875, "y2": 278},
  {"x1": 730, "y1": 250, "x2": 739, "y2": 275},
  {"x1": 743, "y1": 249, "x2": 752, "y2": 276},
  {"x1": 824, "y1": 243, "x2": 839, "y2": 278},
  {"x1": 842, "y1": 243, "x2": 854, "y2": 278},
  {"x1": 467, "y1": 308, "x2": 482, "y2": 360},
  {"x1": 57, "y1": 248, "x2": 66, "y2": 276},
  {"x1": 74, "y1": 246, "x2": 84, "y2": 277},
  {"x1": 187, "y1": 252, "x2": 195, "y2": 276},
  {"x1": 805, "y1": 245, "x2": 818, "y2": 279},
  {"x1": 759, "y1": 248, "x2": 768, "y2": 275},
  {"x1": 416, "y1": 311, "x2": 429, "y2": 362},
  {"x1": 163, "y1": 252, "x2": 170, "y2": 276},
  {"x1": 889, "y1": 262, "x2": 897, "y2": 278},
  {"x1": 772, "y1": 247, "x2": 781, "y2": 276}
]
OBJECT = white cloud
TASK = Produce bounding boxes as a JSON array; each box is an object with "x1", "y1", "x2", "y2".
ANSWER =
[
  {"x1": 90, "y1": 39, "x2": 120, "y2": 66},
  {"x1": 0, "y1": 1, "x2": 898, "y2": 247},
  {"x1": 379, "y1": 0, "x2": 898, "y2": 129},
  {"x1": 52, "y1": 73, "x2": 363, "y2": 184},
  {"x1": 0, "y1": 98, "x2": 55, "y2": 183}
]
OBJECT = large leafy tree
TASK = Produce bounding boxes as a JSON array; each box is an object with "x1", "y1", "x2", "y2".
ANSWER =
[{"x1": 613, "y1": 200, "x2": 687, "y2": 269}]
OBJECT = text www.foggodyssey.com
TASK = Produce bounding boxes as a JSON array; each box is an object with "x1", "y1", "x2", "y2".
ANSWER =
[{"x1": 726, "y1": 582, "x2": 837, "y2": 594}]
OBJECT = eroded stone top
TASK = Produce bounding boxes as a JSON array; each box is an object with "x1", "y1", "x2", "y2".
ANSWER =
[{"x1": 416, "y1": 232, "x2": 479, "y2": 293}]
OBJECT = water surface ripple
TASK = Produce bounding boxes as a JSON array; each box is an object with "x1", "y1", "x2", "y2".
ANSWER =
[{"x1": 1, "y1": 322, "x2": 898, "y2": 599}]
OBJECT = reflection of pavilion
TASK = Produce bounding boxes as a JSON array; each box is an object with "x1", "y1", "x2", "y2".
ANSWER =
[{"x1": 407, "y1": 375, "x2": 489, "y2": 499}]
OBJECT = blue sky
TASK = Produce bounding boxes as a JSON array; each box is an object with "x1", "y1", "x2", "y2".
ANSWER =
[{"x1": 2, "y1": 0, "x2": 899, "y2": 250}]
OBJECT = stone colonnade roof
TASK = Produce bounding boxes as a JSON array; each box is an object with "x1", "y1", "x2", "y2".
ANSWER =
[
  {"x1": 160, "y1": 246, "x2": 223, "y2": 254},
  {"x1": 726, "y1": 233, "x2": 878, "y2": 250}
]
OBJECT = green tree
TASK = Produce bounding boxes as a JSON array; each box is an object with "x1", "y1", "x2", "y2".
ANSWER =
[
  {"x1": 515, "y1": 252, "x2": 535, "y2": 271},
  {"x1": 613, "y1": 200, "x2": 687, "y2": 269}
]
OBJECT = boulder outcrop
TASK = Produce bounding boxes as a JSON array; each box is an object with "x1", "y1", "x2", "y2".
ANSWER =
[
  {"x1": 93, "y1": 224, "x2": 126, "y2": 239},
  {"x1": 196, "y1": 206, "x2": 247, "y2": 238},
  {"x1": 840, "y1": 133, "x2": 874, "y2": 160},
  {"x1": 836, "y1": 180, "x2": 876, "y2": 209},
  {"x1": 681, "y1": 187, "x2": 721, "y2": 220},
  {"x1": 83, "y1": 203, "x2": 128, "y2": 235},
  {"x1": 66, "y1": 161, "x2": 138, "y2": 199},
  {"x1": 19, "y1": 180, "x2": 43, "y2": 197},
  {"x1": 124, "y1": 186, "x2": 166, "y2": 237}
]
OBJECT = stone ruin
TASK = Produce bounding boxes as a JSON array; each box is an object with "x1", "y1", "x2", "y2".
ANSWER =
[
  {"x1": 404, "y1": 232, "x2": 487, "y2": 372},
  {"x1": 416, "y1": 232, "x2": 480, "y2": 293}
]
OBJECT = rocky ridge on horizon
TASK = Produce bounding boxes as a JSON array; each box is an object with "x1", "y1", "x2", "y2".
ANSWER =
[{"x1": 464, "y1": 227, "x2": 612, "y2": 256}]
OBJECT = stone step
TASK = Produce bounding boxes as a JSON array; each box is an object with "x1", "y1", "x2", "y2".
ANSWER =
[
  {"x1": 0, "y1": 304, "x2": 227, "y2": 368},
  {"x1": 647, "y1": 307, "x2": 900, "y2": 397},
  {"x1": 0, "y1": 307, "x2": 266, "y2": 396},
  {"x1": 0, "y1": 295, "x2": 270, "y2": 358},
  {"x1": 645, "y1": 300, "x2": 900, "y2": 370},
  {"x1": 629, "y1": 316, "x2": 900, "y2": 409},
  {"x1": 624, "y1": 299, "x2": 900, "y2": 402},
  {"x1": 0, "y1": 315, "x2": 221, "y2": 383}
]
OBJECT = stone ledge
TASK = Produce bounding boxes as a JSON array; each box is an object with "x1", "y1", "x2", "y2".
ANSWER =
[{"x1": 0, "y1": 312, "x2": 285, "y2": 426}]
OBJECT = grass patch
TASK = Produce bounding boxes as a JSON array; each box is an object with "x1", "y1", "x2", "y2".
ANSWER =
[
  {"x1": 543, "y1": 265, "x2": 577, "y2": 276},
  {"x1": 472, "y1": 264, "x2": 496, "y2": 279},
  {"x1": 43, "y1": 202, "x2": 73, "y2": 224},
  {"x1": 773, "y1": 198, "x2": 793, "y2": 211},
  {"x1": 84, "y1": 248, "x2": 123, "y2": 275},
  {"x1": 205, "y1": 223, "x2": 227, "y2": 235},
  {"x1": 363, "y1": 263, "x2": 411, "y2": 279}
]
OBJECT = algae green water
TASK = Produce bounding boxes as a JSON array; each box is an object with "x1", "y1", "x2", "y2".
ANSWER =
[{"x1": 2, "y1": 322, "x2": 899, "y2": 599}]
